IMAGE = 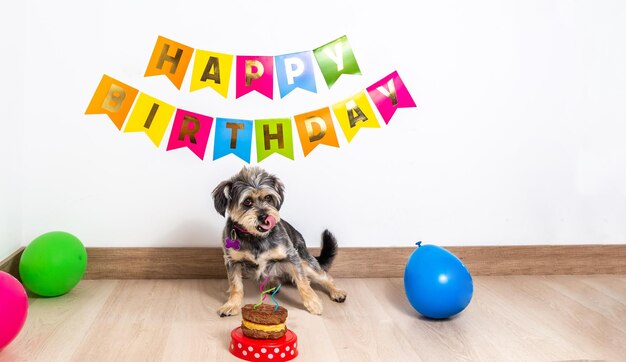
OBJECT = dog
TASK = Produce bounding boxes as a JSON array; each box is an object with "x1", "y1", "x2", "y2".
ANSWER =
[{"x1": 212, "y1": 166, "x2": 346, "y2": 316}]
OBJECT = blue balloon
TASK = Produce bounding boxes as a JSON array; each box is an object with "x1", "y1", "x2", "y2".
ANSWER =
[{"x1": 403, "y1": 242, "x2": 473, "y2": 319}]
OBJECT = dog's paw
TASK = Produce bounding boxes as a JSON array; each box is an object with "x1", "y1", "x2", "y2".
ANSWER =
[
  {"x1": 330, "y1": 289, "x2": 347, "y2": 303},
  {"x1": 218, "y1": 302, "x2": 241, "y2": 317},
  {"x1": 303, "y1": 296, "x2": 323, "y2": 315}
]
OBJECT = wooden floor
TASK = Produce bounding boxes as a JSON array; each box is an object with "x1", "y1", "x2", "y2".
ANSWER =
[{"x1": 3, "y1": 276, "x2": 625, "y2": 361}]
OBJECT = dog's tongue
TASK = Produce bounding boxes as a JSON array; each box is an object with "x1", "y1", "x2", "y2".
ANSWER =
[{"x1": 260, "y1": 215, "x2": 276, "y2": 231}]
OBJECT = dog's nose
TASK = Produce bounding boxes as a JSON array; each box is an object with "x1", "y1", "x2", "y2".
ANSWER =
[{"x1": 258, "y1": 214, "x2": 268, "y2": 223}]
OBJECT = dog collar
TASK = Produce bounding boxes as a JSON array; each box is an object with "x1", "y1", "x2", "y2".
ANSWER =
[
  {"x1": 224, "y1": 223, "x2": 249, "y2": 251},
  {"x1": 233, "y1": 223, "x2": 250, "y2": 234}
]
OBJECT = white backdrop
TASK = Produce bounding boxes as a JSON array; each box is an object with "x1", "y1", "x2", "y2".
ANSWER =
[
  {"x1": 0, "y1": 3, "x2": 24, "y2": 261},
  {"x1": 3, "y1": 0, "x2": 626, "y2": 257}
]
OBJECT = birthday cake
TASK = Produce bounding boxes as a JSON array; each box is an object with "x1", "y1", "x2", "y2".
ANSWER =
[
  {"x1": 241, "y1": 303, "x2": 288, "y2": 339},
  {"x1": 230, "y1": 280, "x2": 298, "y2": 361}
]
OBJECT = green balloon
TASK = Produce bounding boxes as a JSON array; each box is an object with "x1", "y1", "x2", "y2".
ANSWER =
[{"x1": 19, "y1": 231, "x2": 87, "y2": 297}]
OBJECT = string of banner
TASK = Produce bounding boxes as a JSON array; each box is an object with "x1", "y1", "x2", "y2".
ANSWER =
[{"x1": 85, "y1": 35, "x2": 417, "y2": 162}]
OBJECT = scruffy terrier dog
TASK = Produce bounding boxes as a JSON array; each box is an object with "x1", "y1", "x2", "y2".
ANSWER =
[{"x1": 212, "y1": 166, "x2": 346, "y2": 316}]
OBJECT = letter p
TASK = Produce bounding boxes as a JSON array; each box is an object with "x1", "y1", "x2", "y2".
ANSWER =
[
  {"x1": 246, "y1": 60, "x2": 264, "y2": 86},
  {"x1": 284, "y1": 58, "x2": 304, "y2": 85}
]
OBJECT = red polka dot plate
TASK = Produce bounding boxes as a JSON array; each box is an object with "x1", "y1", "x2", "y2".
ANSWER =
[{"x1": 230, "y1": 327, "x2": 298, "y2": 361}]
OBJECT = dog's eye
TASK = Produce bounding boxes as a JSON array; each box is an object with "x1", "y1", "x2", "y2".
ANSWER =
[
  {"x1": 264, "y1": 195, "x2": 273, "y2": 203},
  {"x1": 243, "y1": 198, "x2": 253, "y2": 207}
]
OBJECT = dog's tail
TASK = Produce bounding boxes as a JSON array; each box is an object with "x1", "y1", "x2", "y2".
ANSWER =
[{"x1": 316, "y1": 230, "x2": 338, "y2": 271}]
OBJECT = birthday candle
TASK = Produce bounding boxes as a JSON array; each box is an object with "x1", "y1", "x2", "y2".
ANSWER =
[
  {"x1": 253, "y1": 275, "x2": 282, "y2": 311},
  {"x1": 271, "y1": 284, "x2": 282, "y2": 311}
]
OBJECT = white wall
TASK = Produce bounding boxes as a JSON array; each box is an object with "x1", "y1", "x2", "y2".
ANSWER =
[
  {"x1": 0, "y1": 3, "x2": 25, "y2": 260},
  {"x1": 14, "y1": 0, "x2": 626, "y2": 248}
]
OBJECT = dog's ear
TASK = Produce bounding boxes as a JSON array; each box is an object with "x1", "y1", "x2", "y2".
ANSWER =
[
  {"x1": 212, "y1": 180, "x2": 232, "y2": 217},
  {"x1": 272, "y1": 176, "x2": 286, "y2": 210}
]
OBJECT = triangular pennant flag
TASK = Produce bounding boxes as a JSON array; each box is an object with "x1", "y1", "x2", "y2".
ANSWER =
[
  {"x1": 124, "y1": 93, "x2": 176, "y2": 147},
  {"x1": 313, "y1": 35, "x2": 361, "y2": 88},
  {"x1": 190, "y1": 50, "x2": 234, "y2": 98},
  {"x1": 254, "y1": 118, "x2": 294, "y2": 162},
  {"x1": 236, "y1": 56, "x2": 274, "y2": 99},
  {"x1": 213, "y1": 118, "x2": 253, "y2": 163},
  {"x1": 145, "y1": 35, "x2": 194, "y2": 89},
  {"x1": 275, "y1": 51, "x2": 317, "y2": 98},
  {"x1": 332, "y1": 91, "x2": 380, "y2": 142},
  {"x1": 166, "y1": 109, "x2": 213, "y2": 160},
  {"x1": 294, "y1": 107, "x2": 339, "y2": 156},
  {"x1": 85, "y1": 75, "x2": 138, "y2": 130},
  {"x1": 366, "y1": 71, "x2": 416, "y2": 124}
]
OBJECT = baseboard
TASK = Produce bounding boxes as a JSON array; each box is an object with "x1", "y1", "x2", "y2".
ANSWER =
[
  {"x1": 0, "y1": 247, "x2": 24, "y2": 278},
  {"x1": 2, "y1": 245, "x2": 625, "y2": 279},
  {"x1": 86, "y1": 245, "x2": 625, "y2": 278}
]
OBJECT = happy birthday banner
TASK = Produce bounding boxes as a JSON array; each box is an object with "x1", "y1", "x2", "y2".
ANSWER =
[
  {"x1": 145, "y1": 35, "x2": 361, "y2": 99},
  {"x1": 86, "y1": 70, "x2": 415, "y2": 162},
  {"x1": 86, "y1": 35, "x2": 416, "y2": 162}
]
